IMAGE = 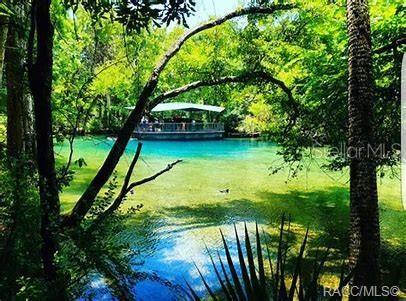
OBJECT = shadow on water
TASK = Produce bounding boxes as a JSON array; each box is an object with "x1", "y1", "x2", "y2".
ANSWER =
[
  {"x1": 116, "y1": 187, "x2": 352, "y2": 299},
  {"x1": 132, "y1": 187, "x2": 404, "y2": 297},
  {"x1": 82, "y1": 186, "x2": 405, "y2": 299},
  {"x1": 163, "y1": 186, "x2": 350, "y2": 249}
]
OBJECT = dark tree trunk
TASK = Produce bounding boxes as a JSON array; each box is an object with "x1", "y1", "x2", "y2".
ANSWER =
[
  {"x1": 6, "y1": 19, "x2": 25, "y2": 159},
  {"x1": 346, "y1": 0, "x2": 380, "y2": 293},
  {"x1": 27, "y1": 0, "x2": 64, "y2": 297},
  {"x1": 5, "y1": 2, "x2": 35, "y2": 160}
]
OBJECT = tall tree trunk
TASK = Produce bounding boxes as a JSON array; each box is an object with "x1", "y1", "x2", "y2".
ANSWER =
[
  {"x1": 5, "y1": 20, "x2": 25, "y2": 159},
  {"x1": 23, "y1": 93, "x2": 36, "y2": 157},
  {"x1": 2, "y1": 15, "x2": 26, "y2": 294},
  {"x1": 5, "y1": 3, "x2": 35, "y2": 160},
  {"x1": 27, "y1": 0, "x2": 65, "y2": 297},
  {"x1": 0, "y1": 15, "x2": 8, "y2": 86},
  {"x1": 346, "y1": 0, "x2": 380, "y2": 293}
]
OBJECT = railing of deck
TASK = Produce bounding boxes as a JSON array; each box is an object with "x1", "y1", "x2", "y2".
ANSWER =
[{"x1": 137, "y1": 122, "x2": 224, "y2": 133}]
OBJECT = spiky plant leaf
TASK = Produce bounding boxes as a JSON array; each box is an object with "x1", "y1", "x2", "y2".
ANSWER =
[
  {"x1": 264, "y1": 229, "x2": 277, "y2": 299},
  {"x1": 234, "y1": 224, "x2": 253, "y2": 299},
  {"x1": 220, "y1": 229, "x2": 246, "y2": 300},
  {"x1": 256, "y1": 223, "x2": 268, "y2": 300},
  {"x1": 185, "y1": 280, "x2": 201, "y2": 301},
  {"x1": 194, "y1": 263, "x2": 218, "y2": 301},
  {"x1": 275, "y1": 214, "x2": 286, "y2": 298},
  {"x1": 218, "y1": 251, "x2": 238, "y2": 301},
  {"x1": 205, "y1": 246, "x2": 232, "y2": 301},
  {"x1": 306, "y1": 247, "x2": 330, "y2": 300},
  {"x1": 244, "y1": 223, "x2": 261, "y2": 300},
  {"x1": 288, "y1": 228, "x2": 309, "y2": 300}
]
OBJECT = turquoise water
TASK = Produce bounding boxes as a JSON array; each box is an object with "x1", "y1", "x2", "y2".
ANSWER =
[
  {"x1": 136, "y1": 139, "x2": 276, "y2": 158},
  {"x1": 59, "y1": 137, "x2": 402, "y2": 300},
  {"x1": 56, "y1": 137, "x2": 276, "y2": 159}
]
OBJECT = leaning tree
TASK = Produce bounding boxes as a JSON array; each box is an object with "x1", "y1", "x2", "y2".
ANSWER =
[{"x1": 23, "y1": 0, "x2": 295, "y2": 298}]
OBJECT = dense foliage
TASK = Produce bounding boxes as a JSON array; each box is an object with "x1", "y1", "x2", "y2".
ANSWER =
[{"x1": 48, "y1": 1, "x2": 405, "y2": 175}]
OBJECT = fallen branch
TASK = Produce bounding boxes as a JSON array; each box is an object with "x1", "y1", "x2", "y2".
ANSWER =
[
  {"x1": 125, "y1": 159, "x2": 183, "y2": 193},
  {"x1": 88, "y1": 142, "x2": 143, "y2": 228},
  {"x1": 88, "y1": 144, "x2": 181, "y2": 230},
  {"x1": 63, "y1": 4, "x2": 294, "y2": 228}
]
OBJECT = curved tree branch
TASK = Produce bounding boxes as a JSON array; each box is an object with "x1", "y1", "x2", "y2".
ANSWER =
[
  {"x1": 152, "y1": 5, "x2": 294, "y2": 77},
  {"x1": 149, "y1": 70, "x2": 295, "y2": 109},
  {"x1": 88, "y1": 142, "x2": 143, "y2": 229},
  {"x1": 125, "y1": 159, "x2": 183, "y2": 193},
  {"x1": 148, "y1": 71, "x2": 298, "y2": 134},
  {"x1": 373, "y1": 36, "x2": 406, "y2": 54},
  {"x1": 88, "y1": 145, "x2": 181, "y2": 231},
  {"x1": 62, "y1": 4, "x2": 294, "y2": 229}
]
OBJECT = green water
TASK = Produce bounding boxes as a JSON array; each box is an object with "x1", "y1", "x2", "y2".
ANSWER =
[{"x1": 58, "y1": 137, "x2": 404, "y2": 299}]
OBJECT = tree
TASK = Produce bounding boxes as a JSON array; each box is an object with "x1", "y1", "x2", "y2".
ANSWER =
[
  {"x1": 346, "y1": 0, "x2": 381, "y2": 292},
  {"x1": 1, "y1": 0, "x2": 401, "y2": 298},
  {"x1": 232, "y1": 1, "x2": 402, "y2": 176},
  {"x1": 26, "y1": 0, "x2": 65, "y2": 297},
  {"x1": 5, "y1": 2, "x2": 34, "y2": 160},
  {"x1": 25, "y1": 0, "x2": 195, "y2": 296}
]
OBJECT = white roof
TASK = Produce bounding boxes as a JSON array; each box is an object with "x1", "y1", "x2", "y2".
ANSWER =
[
  {"x1": 126, "y1": 102, "x2": 224, "y2": 113},
  {"x1": 152, "y1": 102, "x2": 225, "y2": 113}
]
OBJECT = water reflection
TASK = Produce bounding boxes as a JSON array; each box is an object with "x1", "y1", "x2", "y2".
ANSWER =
[
  {"x1": 132, "y1": 220, "x2": 257, "y2": 300},
  {"x1": 80, "y1": 218, "x2": 258, "y2": 300}
]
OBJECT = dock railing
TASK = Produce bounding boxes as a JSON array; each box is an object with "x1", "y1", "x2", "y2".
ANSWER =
[{"x1": 137, "y1": 122, "x2": 224, "y2": 133}]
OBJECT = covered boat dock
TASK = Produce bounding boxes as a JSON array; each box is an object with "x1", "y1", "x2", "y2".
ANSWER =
[{"x1": 128, "y1": 102, "x2": 225, "y2": 140}]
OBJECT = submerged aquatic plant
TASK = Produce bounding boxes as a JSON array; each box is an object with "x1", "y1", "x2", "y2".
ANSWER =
[{"x1": 189, "y1": 215, "x2": 352, "y2": 301}]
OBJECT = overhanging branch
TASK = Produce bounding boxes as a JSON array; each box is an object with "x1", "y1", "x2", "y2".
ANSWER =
[
  {"x1": 87, "y1": 144, "x2": 182, "y2": 231},
  {"x1": 149, "y1": 71, "x2": 295, "y2": 109},
  {"x1": 124, "y1": 159, "x2": 183, "y2": 193},
  {"x1": 148, "y1": 71, "x2": 298, "y2": 133},
  {"x1": 373, "y1": 36, "x2": 406, "y2": 54},
  {"x1": 152, "y1": 5, "x2": 295, "y2": 76},
  {"x1": 62, "y1": 4, "x2": 294, "y2": 229}
]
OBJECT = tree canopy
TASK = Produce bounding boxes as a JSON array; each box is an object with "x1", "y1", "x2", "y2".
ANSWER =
[{"x1": 48, "y1": 0, "x2": 404, "y2": 175}]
